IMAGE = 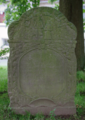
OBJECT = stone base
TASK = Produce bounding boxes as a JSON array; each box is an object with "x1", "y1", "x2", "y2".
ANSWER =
[{"x1": 11, "y1": 106, "x2": 76, "y2": 115}]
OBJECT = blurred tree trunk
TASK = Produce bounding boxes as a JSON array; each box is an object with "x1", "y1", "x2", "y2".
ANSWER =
[{"x1": 59, "y1": 0, "x2": 84, "y2": 70}]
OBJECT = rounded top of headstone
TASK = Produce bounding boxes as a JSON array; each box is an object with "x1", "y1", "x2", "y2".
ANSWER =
[{"x1": 8, "y1": 7, "x2": 77, "y2": 43}]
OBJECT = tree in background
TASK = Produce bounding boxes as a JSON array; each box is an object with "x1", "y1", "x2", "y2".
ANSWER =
[
  {"x1": 0, "y1": 0, "x2": 40, "y2": 25},
  {"x1": 5, "y1": 0, "x2": 31, "y2": 25},
  {"x1": 0, "y1": 48, "x2": 9, "y2": 57},
  {"x1": 0, "y1": 0, "x2": 59, "y2": 25},
  {"x1": 59, "y1": 0, "x2": 84, "y2": 70}
]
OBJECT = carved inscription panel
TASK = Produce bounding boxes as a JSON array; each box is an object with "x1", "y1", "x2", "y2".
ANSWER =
[{"x1": 19, "y1": 49, "x2": 67, "y2": 100}]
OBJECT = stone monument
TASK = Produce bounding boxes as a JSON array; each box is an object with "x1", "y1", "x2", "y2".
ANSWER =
[{"x1": 8, "y1": 7, "x2": 77, "y2": 115}]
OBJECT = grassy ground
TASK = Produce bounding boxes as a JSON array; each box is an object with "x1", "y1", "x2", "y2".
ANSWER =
[
  {"x1": 0, "y1": 66, "x2": 7, "y2": 92},
  {"x1": 0, "y1": 66, "x2": 85, "y2": 120}
]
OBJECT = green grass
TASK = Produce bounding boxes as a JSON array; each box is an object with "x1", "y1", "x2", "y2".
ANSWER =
[
  {"x1": 77, "y1": 71, "x2": 85, "y2": 82},
  {"x1": 0, "y1": 66, "x2": 8, "y2": 92},
  {"x1": 0, "y1": 66, "x2": 85, "y2": 120}
]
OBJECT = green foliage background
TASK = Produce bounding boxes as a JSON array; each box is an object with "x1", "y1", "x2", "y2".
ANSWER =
[
  {"x1": 0, "y1": 0, "x2": 59, "y2": 26},
  {"x1": 0, "y1": 0, "x2": 85, "y2": 26},
  {"x1": 0, "y1": 0, "x2": 40, "y2": 25}
]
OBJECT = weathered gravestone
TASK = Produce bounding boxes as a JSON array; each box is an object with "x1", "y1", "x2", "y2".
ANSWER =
[{"x1": 8, "y1": 7, "x2": 77, "y2": 115}]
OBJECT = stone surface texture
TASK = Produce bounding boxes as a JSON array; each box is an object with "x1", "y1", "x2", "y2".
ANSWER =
[{"x1": 8, "y1": 7, "x2": 77, "y2": 115}]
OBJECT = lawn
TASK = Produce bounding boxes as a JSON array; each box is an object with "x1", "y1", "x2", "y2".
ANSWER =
[{"x1": 0, "y1": 66, "x2": 85, "y2": 120}]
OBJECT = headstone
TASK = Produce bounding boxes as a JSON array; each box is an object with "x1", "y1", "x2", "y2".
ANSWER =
[{"x1": 8, "y1": 7, "x2": 77, "y2": 115}]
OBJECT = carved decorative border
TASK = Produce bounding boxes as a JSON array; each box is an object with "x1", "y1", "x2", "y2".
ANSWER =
[{"x1": 8, "y1": 7, "x2": 77, "y2": 108}]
